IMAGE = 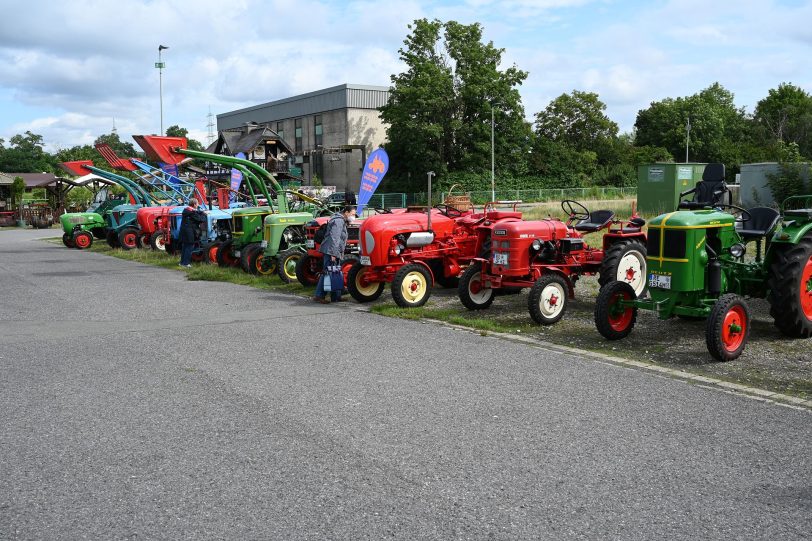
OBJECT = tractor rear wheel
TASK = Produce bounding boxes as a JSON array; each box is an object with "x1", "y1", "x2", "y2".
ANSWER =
[
  {"x1": 205, "y1": 241, "x2": 221, "y2": 264},
  {"x1": 768, "y1": 234, "x2": 812, "y2": 338},
  {"x1": 598, "y1": 240, "x2": 647, "y2": 297},
  {"x1": 73, "y1": 231, "x2": 93, "y2": 250},
  {"x1": 277, "y1": 247, "x2": 304, "y2": 283},
  {"x1": 106, "y1": 229, "x2": 119, "y2": 248},
  {"x1": 392, "y1": 263, "x2": 432, "y2": 308},
  {"x1": 528, "y1": 273, "x2": 568, "y2": 325},
  {"x1": 240, "y1": 243, "x2": 260, "y2": 273},
  {"x1": 595, "y1": 281, "x2": 638, "y2": 340},
  {"x1": 150, "y1": 230, "x2": 168, "y2": 251},
  {"x1": 217, "y1": 240, "x2": 240, "y2": 268},
  {"x1": 458, "y1": 262, "x2": 495, "y2": 310},
  {"x1": 118, "y1": 227, "x2": 138, "y2": 251},
  {"x1": 62, "y1": 233, "x2": 75, "y2": 248},
  {"x1": 295, "y1": 254, "x2": 320, "y2": 286},
  {"x1": 706, "y1": 293, "x2": 750, "y2": 361},
  {"x1": 348, "y1": 261, "x2": 385, "y2": 303}
]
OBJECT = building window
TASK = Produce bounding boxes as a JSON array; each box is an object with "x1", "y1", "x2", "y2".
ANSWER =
[
  {"x1": 294, "y1": 118, "x2": 302, "y2": 152},
  {"x1": 276, "y1": 122, "x2": 284, "y2": 142},
  {"x1": 314, "y1": 115, "x2": 323, "y2": 147}
]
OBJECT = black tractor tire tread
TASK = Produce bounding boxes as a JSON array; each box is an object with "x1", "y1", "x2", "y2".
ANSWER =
[
  {"x1": 705, "y1": 293, "x2": 751, "y2": 362},
  {"x1": 295, "y1": 254, "x2": 320, "y2": 287},
  {"x1": 767, "y1": 234, "x2": 812, "y2": 338},
  {"x1": 457, "y1": 262, "x2": 495, "y2": 310},
  {"x1": 391, "y1": 263, "x2": 433, "y2": 308},
  {"x1": 598, "y1": 239, "x2": 647, "y2": 295},
  {"x1": 528, "y1": 273, "x2": 569, "y2": 325},
  {"x1": 277, "y1": 247, "x2": 305, "y2": 283},
  {"x1": 347, "y1": 261, "x2": 385, "y2": 303},
  {"x1": 595, "y1": 280, "x2": 638, "y2": 340}
]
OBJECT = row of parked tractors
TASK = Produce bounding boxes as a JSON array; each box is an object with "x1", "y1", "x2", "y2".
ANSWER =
[{"x1": 59, "y1": 137, "x2": 812, "y2": 362}]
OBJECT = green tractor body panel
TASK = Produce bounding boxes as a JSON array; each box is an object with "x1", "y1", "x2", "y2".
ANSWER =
[
  {"x1": 262, "y1": 212, "x2": 313, "y2": 257},
  {"x1": 60, "y1": 212, "x2": 106, "y2": 234},
  {"x1": 771, "y1": 208, "x2": 812, "y2": 245},
  {"x1": 230, "y1": 207, "x2": 274, "y2": 248}
]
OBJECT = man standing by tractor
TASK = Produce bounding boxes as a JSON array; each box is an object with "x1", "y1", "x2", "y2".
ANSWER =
[
  {"x1": 312, "y1": 205, "x2": 356, "y2": 303},
  {"x1": 179, "y1": 199, "x2": 207, "y2": 268}
]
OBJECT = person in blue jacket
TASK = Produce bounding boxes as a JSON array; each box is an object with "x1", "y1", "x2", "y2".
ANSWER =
[
  {"x1": 312, "y1": 205, "x2": 356, "y2": 303},
  {"x1": 179, "y1": 199, "x2": 207, "y2": 268}
]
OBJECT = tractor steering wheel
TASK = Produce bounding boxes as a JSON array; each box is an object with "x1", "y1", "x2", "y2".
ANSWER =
[
  {"x1": 717, "y1": 204, "x2": 752, "y2": 223},
  {"x1": 561, "y1": 199, "x2": 590, "y2": 222},
  {"x1": 434, "y1": 204, "x2": 463, "y2": 218}
]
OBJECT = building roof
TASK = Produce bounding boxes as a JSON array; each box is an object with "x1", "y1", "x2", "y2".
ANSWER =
[
  {"x1": 207, "y1": 124, "x2": 294, "y2": 155},
  {"x1": 217, "y1": 83, "x2": 390, "y2": 130},
  {"x1": 0, "y1": 172, "x2": 64, "y2": 187}
]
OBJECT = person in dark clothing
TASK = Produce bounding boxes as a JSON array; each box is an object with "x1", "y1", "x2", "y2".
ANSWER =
[
  {"x1": 312, "y1": 205, "x2": 356, "y2": 303},
  {"x1": 179, "y1": 199, "x2": 207, "y2": 268}
]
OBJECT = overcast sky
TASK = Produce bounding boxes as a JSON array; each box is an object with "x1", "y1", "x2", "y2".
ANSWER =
[{"x1": 0, "y1": 0, "x2": 810, "y2": 153}]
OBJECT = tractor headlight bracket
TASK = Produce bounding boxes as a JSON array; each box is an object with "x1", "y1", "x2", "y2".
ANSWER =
[{"x1": 729, "y1": 243, "x2": 746, "y2": 258}]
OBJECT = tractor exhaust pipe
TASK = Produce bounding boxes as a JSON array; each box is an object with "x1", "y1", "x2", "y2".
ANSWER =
[{"x1": 426, "y1": 171, "x2": 434, "y2": 232}]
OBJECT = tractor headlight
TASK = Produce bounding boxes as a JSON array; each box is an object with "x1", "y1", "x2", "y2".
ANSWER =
[
  {"x1": 531, "y1": 239, "x2": 542, "y2": 251},
  {"x1": 394, "y1": 243, "x2": 403, "y2": 255},
  {"x1": 729, "y1": 243, "x2": 746, "y2": 258}
]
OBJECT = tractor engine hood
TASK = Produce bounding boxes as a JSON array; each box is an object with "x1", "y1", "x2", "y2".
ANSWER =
[
  {"x1": 492, "y1": 219, "x2": 569, "y2": 241},
  {"x1": 359, "y1": 210, "x2": 455, "y2": 259}
]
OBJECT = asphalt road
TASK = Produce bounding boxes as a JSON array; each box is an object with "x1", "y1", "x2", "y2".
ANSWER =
[{"x1": 1, "y1": 228, "x2": 810, "y2": 540}]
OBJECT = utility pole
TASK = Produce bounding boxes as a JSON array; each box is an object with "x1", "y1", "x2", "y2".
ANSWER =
[
  {"x1": 685, "y1": 116, "x2": 690, "y2": 162},
  {"x1": 491, "y1": 107, "x2": 495, "y2": 202},
  {"x1": 156, "y1": 45, "x2": 169, "y2": 135}
]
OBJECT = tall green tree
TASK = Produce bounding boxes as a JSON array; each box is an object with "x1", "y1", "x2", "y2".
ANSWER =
[
  {"x1": 0, "y1": 131, "x2": 55, "y2": 173},
  {"x1": 94, "y1": 132, "x2": 139, "y2": 158},
  {"x1": 380, "y1": 18, "x2": 531, "y2": 190},
  {"x1": 752, "y1": 83, "x2": 812, "y2": 159},
  {"x1": 165, "y1": 125, "x2": 205, "y2": 152}
]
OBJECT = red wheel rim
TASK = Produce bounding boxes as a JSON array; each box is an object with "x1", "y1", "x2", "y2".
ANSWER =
[
  {"x1": 721, "y1": 305, "x2": 747, "y2": 352},
  {"x1": 156, "y1": 235, "x2": 165, "y2": 249},
  {"x1": 123, "y1": 233, "x2": 136, "y2": 247},
  {"x1": 608, "y1": 291, "x2": 634, "y2": 331},
  {"x1": 75, "y1": 234, "x2": 90, "y2": 248},
  {"x1": 470, "y1": 278, "x2": 483, "y2": 294},
  {"x1": 801, "y1": 256, "x2": 812, "y2": 320},
  {"x1": 208, "y1": 245, "x2": 219, "y2": 263}
]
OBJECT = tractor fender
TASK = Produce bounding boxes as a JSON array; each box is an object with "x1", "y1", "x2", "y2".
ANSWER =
[
  {"x1": 411, "y1": 260, "x2": 436, "y2": 284},
  {"x1": 602, "y1": 231, "x2": 646, "y2": 251},
  {"x1": 536, "y1": 268, "x2": 576, "y2": 298}
]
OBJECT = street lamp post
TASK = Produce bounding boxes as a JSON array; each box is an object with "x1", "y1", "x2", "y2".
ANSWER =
[
  {"x1": 491, "y1": 107, "x2": 495, "y2": 202},
  {"x1": 156, "y1": 45, "x2": 169, "y2": 135}
]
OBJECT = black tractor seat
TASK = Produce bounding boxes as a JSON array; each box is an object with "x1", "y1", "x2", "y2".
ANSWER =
[
  {"x1": 574, "y1": 210, "x2": 615, "y2": 233},
  {"x1": 737, "y1": 207, "x2": 781, "y2": 241},
  {"x1": 678, "y1": 162, "x2": 731, "y2": 210},
  {"x1": 621, "y1": 216, "x2": 646, "y2": 234}
]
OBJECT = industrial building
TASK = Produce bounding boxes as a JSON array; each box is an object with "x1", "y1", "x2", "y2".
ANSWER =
[{"x1": 216, "y1": 84, "x2": 390, "y2": 190}]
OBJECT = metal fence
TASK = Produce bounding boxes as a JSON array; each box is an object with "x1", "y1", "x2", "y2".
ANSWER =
[{"x1": 440, "y1": 187, "x2": 637, "y2": 205}]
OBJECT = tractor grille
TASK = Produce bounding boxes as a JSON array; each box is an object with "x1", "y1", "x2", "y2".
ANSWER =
[
  {"x1": 646, "y1": 229, "x2": 660, "y2": 255},
  {"x1": 647, "y1": 228, "x2": 687, "y2": 259}
]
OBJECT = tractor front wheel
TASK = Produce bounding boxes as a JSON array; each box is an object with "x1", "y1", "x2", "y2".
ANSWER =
[
  {"x1": 598, "y1": 240, "x2": 647, "y2": 297},
  {"x1": 348, "y1": 261, "x2": 385, "y2": 303},
  {"x1": 595, "y1": 280, "x2": 638, "y2": 340},
  {"x1": 246, "y1": 245, "x2": 276, "y2": 276},
  {"x1": 392, "y1": 263, "x2": 432, "y2": 308},
  {"x1": 150, "y1": 230, "x2": 168, "y2": 251},
  {"x1": 62, "y1": 233, "x2": 75, "y2": 248},
  {"x1": 295, "y1": 254, "x2": 320, "y2": 286},
  {"x1": 217, "y1": 240, "x2": 240, "y2": 268},
  {"x1": 135, "y1": 232, "x2": 148, "y2": 249},
  {"x1": 706, "y1": 293, "x2": 750, "y2": 361},
  {"x1": 118, "y1": 227, "x2": 139, "y2": 251},
  {"x1": 106, "y1": 229, "x2": 119, "y2": 248},
  {"x1": 73, "y1": 231, "x2": 93, "y2": 250},
  {"x1": 240, "y1": 243, "x2": 260, "y2": 273},
  {"x1": 767, "y1": 234, "x2": 812, "y2": 338},
  {"x1": 529, "y1": 273, "x2": 568, "y2": 325},
  {"x1": 277, "y1": 247, "x2": 304, "y2": 283},
  {"x1": 458, "y1": 262, "x2": 495, "y2": 310},
  {"x1": 205, "y1": 241, "x2": 221, "y2": 264}
]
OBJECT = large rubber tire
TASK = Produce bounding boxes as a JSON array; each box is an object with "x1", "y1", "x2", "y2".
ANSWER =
[
  {"x1": 598, "y1": 240, "x2": 647, "y2": 297},
  {"x1": 277, "y1": 247, "x2": 305, "y2": 283},
  {"x1": 347, "y1": 261, "x2": 385, "y2": 303},
  {"x1": 767, "y1": 234, "x2": 812, "y2": 338},
  {"x1": 391, "y1": 263, "x2": 433, "y2": 308},
  {"x1": 62, "y1": 233, "x2": 75, "y2": 248},
  {"x1": 150, "y1": 230, "x2": 168, "y2": 252},
  {"x1": 246, "y1": 245, "x2": 277, "y2": 276},
  {"x1": 295, "y1": 254, "x2": 320, "y2": 287},
  {"x1": 106, "y1": 229, "x2": 119, "y2": 248},
  {"x1": 135, "y1": 232, "x2": 147, "y2": 249},
  {"x1": 73, "y1": 231, "x2": 93, "y2": 250},
  {"x1": 118, "y1": 227, "x2": 139, "y2": 251},
  {"x1": 205, "y1": 241, "x2": 222, "y2": 264},
  {"x1": 595, "y1": 281, "x2": 638, "y2": 340},
  {"x1": 217, "y1": 239, "x2": 240, "y2": 268},
  {"x1": 458, "y1": 262, "x2": 495, "y2": 310},
  {"x1": 706, "y1": 293, "x2": 750, "y2": 362},
  {"x1": 240, "y1": 243, "x2": 260, "y2": 273},
  {"x1": 528, "y1": 273, "x2": 568, "y2": 325}
]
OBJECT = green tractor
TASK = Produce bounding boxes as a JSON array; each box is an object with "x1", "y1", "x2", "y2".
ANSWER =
[
  {"x1": 595, "y1": 163, "x2": 812, "y2": 361},
  {"x1": 58, "y1": 189, "x2": 126, "y2": 248}
]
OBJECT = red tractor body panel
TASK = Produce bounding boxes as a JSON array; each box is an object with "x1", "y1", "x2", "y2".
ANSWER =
[{"x1": 136, "y1": 206, "x2": 176, "y2": 236}]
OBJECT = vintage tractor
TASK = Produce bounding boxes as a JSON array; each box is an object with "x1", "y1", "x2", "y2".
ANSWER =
[
  {"x1": 594, "y1": 164, "x2": 812, "y2": 361},
  {"x1": 457, "y1": 199, "x2": 648, "y2": 324},
  {"x1": 347, "y1": 191, "x2": 524, "y2": 308},
  {"x1": 58, "y1": 190, "x2": 126, "y2": 249}
]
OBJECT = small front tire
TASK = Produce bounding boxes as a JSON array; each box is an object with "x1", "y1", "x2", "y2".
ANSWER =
[
  {"x1": 528, "y1": 273, "x2": 568, "y2": 325},
  {"x1": 595, "y1": 281, "x2": 638, "y2": 340},
  {"x1": 706, "y1": 294, "x2": 750, "y2": 362},
  {"x1": 391, "y1": 263, "x2": 432, "y2": 308},
  {"x1": 347, "y1": 261, "x2": 385, "y2": 303},
  {"x1": 457, "y1": 262, "x2": 495, "y2": 310}
]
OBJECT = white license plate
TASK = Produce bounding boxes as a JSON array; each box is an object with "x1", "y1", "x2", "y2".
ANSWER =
[
  {"x1": 234, "y1": 250, "x2": 241, "y2": 258},
  {"x1": 493, "y1": 252, "x2": 509, "y2": 265},
  {"x1": 649, "y1": 273, "x2": 671, "y2": 289},
  {"x1": 260, "y1": 240, "x2": 268, "y2": 248},
  {"x1": 306, "y1": 239, "x2": 315, "y2": 248},
  {"x1": 360, "y1": 255, "x2": 371, "y2": 266}
]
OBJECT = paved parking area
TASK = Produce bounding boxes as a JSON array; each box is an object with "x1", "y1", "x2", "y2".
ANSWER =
[{"x1": 1, "y1": 229, "x2": 810, "y2": 539}]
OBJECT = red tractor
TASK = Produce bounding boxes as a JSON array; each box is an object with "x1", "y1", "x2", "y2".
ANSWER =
[
  {"x1": 457, "y1": 200, "x2": 647, "y2": 324},
  {"x1": 135, "y1": 206, "x2": 175, "y2": 250},
  {"x1": 347, "y1": 203, "x2": 524, "y2": 307}
]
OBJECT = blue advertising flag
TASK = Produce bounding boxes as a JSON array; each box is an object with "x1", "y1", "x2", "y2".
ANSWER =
[
  {"x1": 158, "y1": 162, "x2": 180, "y2": 181},
  {"x1": 356, "y1": 148, "x2": 389, "y2": 215},
  {"x1": 229, "y1": 152, "x2": 246, "y2": 202}
]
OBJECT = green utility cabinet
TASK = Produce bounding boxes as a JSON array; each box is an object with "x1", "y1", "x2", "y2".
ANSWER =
[{"x1": 637, "y1": 163, "x2": 707, "y2": 216}]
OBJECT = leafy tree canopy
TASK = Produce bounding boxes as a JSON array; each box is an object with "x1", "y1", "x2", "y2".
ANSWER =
[
  {"x1": 0, "y1": 131, "x2": 55, "y2": 173},
  {"x1": 535, "y1": 90, "x2": 618, "y2": 163},
  {"x1": 753, "y1": 83, "x2": 812, "y2": 159},
  {"x1": 165, "y1": 125, "x2": 205, "y2": 152},
  {"x1": 94, "y1": 132, "x2": 139, "y2": 158}
]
